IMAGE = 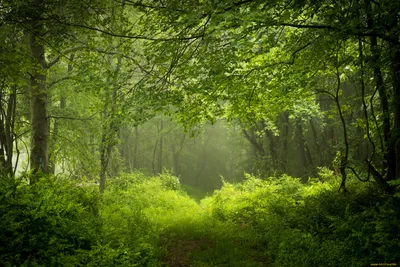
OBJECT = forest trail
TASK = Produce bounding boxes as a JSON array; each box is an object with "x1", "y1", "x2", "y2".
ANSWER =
[
  {"x1": 160, "y1": 233, "x2": 270, "y2": 267},
  {"x1": 162, "y1": 238, "x2": 214, "y2": 266}
]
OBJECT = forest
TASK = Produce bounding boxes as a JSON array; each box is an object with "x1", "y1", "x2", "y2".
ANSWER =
[{"x1": 0, "y1": 0, "x2": 400, "y2": 266}]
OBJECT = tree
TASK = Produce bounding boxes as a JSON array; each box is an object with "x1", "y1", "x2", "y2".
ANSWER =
[
  {"x1": 2, "y1": 0, "x2": 111, "y2": 180},
  {"x1": 0, "y1": 23, "x2": 28, "y2": 177},
  {"x1": 134, "y1": 0, "x2": 400, "y2": 191}
]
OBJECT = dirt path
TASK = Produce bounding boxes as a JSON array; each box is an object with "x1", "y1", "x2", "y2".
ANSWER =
[
  {"x1": 160, "y1": 235, "x2": 270, "y2": 267},
  {"x1": 162, "y1": 238, "x2": 214, "y2": 267}
]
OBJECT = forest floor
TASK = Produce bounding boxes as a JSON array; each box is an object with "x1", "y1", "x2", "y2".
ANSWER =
[
  {"x1": 162, "y1": 237, "x2": 214, "y2": 266},
  {"x1": 159, "y1": 227, "x2": 270, "y2": 267}
]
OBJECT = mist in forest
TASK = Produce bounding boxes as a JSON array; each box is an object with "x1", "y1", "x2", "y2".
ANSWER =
[
  {"x1": 116, "y1": 119, "x2": 248, "y2": 194},
  {"x1": 114, "y1": 108, "x2": 346, "y2": 196}
]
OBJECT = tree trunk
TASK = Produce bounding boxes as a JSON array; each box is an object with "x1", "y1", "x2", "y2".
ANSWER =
[
  {"x1": 310, "y1": 118, "x2": 322, "y2": 166},
  {"x1": 49, "y1": 54, "x2": 74, "y2": 174},
  {"x1": 280, "y1": 112, "x2": 289, "y2": 172},
  {"x1": 264, "y1": 128, "x2": 278, "y2": 170},
  {"x1": 133, "y1": 126, "x2": 139, "y2": 169},
  {"x1": 242, "y1": 127, "x2": 265, "y2": 157},
  {"x1": 158, "y1": 120, "x2": 164, "y2": 174},
  {"x1": 296, "y1": 118, "x2": 308, "y2": 180},
  {"x1": 29, "y1": 19, "x2": 49, "y2": 179},
  {"x1": 99, "y1": 1, "x2": 125, "y2": 193},
  {"x1": 172, "y1": 132, "x2": 185, "y2": 176},
  {"x1": 152, "y1": 139, "x2": 158, "y2": 176},
  {"x1": 172, "y1": 144, "x2": 181, "y2": 176},
  {"x1": 0, "y1": 85, "x2": 17, "y2": 176},
  {"x1": 390, "y1": 45, "x2": 400, "y2": 180},
  {"x1": 362, "y1": 0, "x2": 392, "y2": 190},
  {"x1": 99, "y1": 75, "x2": 119, "y2": 193}
]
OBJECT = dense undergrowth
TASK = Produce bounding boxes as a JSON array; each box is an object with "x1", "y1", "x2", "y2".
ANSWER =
[{"x1": 0, "y1": 169, "x2": 399, "y2": 266}]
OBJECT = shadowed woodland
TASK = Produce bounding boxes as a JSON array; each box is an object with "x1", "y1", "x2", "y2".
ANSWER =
[{"x1": 1, "y1": 0, "x2": 400, "y2": 266}]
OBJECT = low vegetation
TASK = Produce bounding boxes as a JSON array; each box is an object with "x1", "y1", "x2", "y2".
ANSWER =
[{"x1": 1, "y1": 169, "x2": 399, "y2": 266}]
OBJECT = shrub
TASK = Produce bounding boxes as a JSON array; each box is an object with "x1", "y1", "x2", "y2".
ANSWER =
[
  {"x1": 0, "y1": 175, "x2": 101, "y2": 266},
  {"x1": 202, "y1": 170, "x2": 400, "y2": 266}
]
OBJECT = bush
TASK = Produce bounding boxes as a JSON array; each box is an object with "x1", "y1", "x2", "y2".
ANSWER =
[
  {"x1": 202, "y1": 169, "x2": 400, "y2": 266},
  {"x1": 106, "y1": 171, "x2": 207, "y2": 237},
  {"x1": 0, "y1": 175, "x2": 101, "y2": 266},
  {"x1": 2, "y1": 170, "x2": 399, "y2": 266}
]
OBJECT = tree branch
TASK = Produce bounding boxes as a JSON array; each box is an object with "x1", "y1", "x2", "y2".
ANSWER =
[
  {"x1": 46, "y1": 46, "x2": 85, "y2": 69},
  {"x1": 48, "y1": 115, "x2": 94, "y2": 121},
  {"x1": 242, "y1": 128, "x2": 266, "y2": 156},
  {"x1": 50, "y1": 19, "x2": 205, "y2": 42},
  {"x1": 48, "y1": 76, "x2": 72, "y2": 88},
  {"x1": 280, "y1": 23, "x2": 400, "y2": 45},
  {"x1": 280, "y1": 23, "x2": 333, "y2": 29},
  {"x1": 366, "y1": 159, "x2": 387, "y2": 189}
]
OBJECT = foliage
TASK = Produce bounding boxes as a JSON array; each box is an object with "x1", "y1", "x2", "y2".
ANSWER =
[
  {"x1": 1, "y1": 170, "x2": 400, "y2": 266},
  {"x1": 0, "y1": 175, "x2": 101, "y2": 266},
  {"x1": 203, "y1": 169, "x2": 400, "y2": 266},
  {"x1": 0, "y1": 171, "x2": 208, "y2": 266},
  {"x1": 0, "y1": 172, "x2": 163, "y2": 266},
  {"x1": 2, "y1": 0, "x2": 400, "y2": 265}
]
